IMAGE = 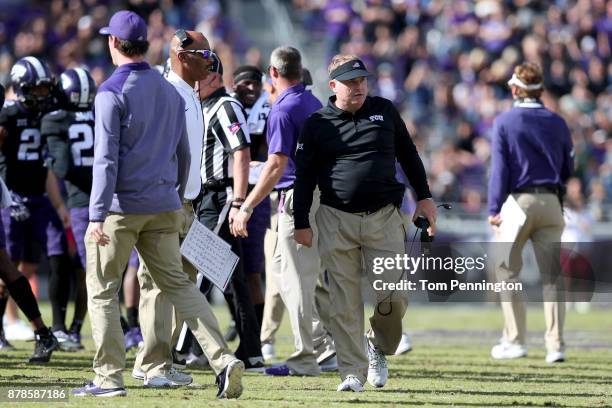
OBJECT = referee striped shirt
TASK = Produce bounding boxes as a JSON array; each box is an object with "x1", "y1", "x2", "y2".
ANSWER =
[{"x1": 201, "y1": 87, "x2": 250, "y2": 182}]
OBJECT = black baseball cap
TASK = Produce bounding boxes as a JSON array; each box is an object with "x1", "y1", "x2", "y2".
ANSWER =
[{"x1": 329, "y1": 59, "x2": 370, "y2": 81}]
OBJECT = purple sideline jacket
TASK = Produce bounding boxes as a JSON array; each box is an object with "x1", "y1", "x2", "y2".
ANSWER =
[{"x1": 89, "y1": 62, "x2": 190, "y2": 221}]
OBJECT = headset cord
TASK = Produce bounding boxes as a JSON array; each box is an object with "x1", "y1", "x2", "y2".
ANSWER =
[
  {"x1": 375, "y1": 227, "x2": 420, "y2": 317},
  {"x1": 375, "y1": 203, "x2": 450, "y2": 317}
]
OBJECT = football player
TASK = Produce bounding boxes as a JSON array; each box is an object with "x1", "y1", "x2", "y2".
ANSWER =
[
  {"x1": 43, "y1": 67, "x2": 98, "y2": 350},
  {"x1": 0, "y1": 119, "x2": 59, "y2": 361},
  {"x1": 229, "y1": 65, "x2": 271, "y2": 340},
  {"x1": 0, "y1": 57, "x2": 70, "y2": 351}
]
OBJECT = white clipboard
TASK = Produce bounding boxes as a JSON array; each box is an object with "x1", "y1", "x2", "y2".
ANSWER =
[
  {"x1": 498, "y1": 195, "x2": 527, "y2": 242},
  {"x1": 179, "y1": 218, "x2": 239, "y2": 292}
]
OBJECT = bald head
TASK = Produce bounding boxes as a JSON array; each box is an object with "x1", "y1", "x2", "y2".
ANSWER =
[
  {"x1": 170, "y1": 30, "x2": 210, "y2": 62},
  {"x1": 169, "y1": 30, "x2": 212, "y2": 86}
]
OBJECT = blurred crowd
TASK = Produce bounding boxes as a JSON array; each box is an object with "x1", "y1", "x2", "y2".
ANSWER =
[
  {"x1": 0, "y1": 0, "x2": 256, "y2": 93},
  {"x1": 0, "y1": 0, "x2": 611, "y2": 219},
  {"x1": 292, "y1": 0, "x2": 612, "y2": 218}
]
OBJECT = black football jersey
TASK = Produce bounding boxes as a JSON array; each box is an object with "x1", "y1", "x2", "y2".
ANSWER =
[
  {"x1": 0, "y1": 101, "x2": 48, "y2": 195},
  {"x1": 42, "y1": 109, "x2": 94, "y2": 208}
]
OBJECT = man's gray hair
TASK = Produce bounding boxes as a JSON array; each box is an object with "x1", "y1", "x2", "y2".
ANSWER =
[{"x1": 270, "y1": 46, "x2": 302, "y2": 81}]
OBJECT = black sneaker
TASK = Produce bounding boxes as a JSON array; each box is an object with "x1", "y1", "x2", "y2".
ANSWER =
[
  {"x1": 0, "y1": 331, "x2": 14, "y2": 350},
  {"x1": 244, "y1": 356, "x2": 265, "y2": 373},
  {"x1": 223, "y1": 321, "x2": 238, "y2": 342},
  {"x1": 215, "y1": 359, "x2": 244, "y2": 399},
  {"x1": 172, "y1": 349, "x2": 187, "y2": 369},
  {"x1": 28, "y1": 330, "x2": 59, "y2": 363}
]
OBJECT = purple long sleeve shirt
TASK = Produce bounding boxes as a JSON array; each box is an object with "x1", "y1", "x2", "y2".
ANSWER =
[
  {"x1": 487, "y1": 100, "x2": 573, "y2": 215},
  {"x1": 89, "y1": 62, "x2": 190, "y2": 221}
]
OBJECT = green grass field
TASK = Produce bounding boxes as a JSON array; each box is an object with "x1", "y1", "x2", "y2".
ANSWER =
[{"x1": 0, "y1": 304, "x2": 611, "y2": 407}]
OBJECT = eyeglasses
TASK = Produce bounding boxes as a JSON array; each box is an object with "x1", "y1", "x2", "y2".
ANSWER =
[{"x1": 179, "y1": 49, "x2": 213, "y2": 59}]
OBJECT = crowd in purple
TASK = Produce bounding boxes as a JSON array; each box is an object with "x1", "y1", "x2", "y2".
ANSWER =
[
  {"x1": 294, "y1": 0, "x2": 611, "y2": 217},
  {"x1": 1, "y1": 0, "x2": 610, "y2": 218}
]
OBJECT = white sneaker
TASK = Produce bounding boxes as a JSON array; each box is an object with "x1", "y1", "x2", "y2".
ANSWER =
[
  {"x1": 367, "y1": 341, "x2": 388, "y2": 388},
  {"x1": 131, "y1": 367, "x2": 145, "y2": 380},
  {"x1": 491, "y1": 342, "x2": 528, "y2": 359},
  {"x1": 261, "y1": 343, "x2": 275, "y2": 361},
  {"x1": 186, "y1": 352, "x2": 208, "y2": 367},
  {"x1": 5, "y1": 319, "x2": 34, "y2": 341},
  {"x1": 337, "y1": 375, "x2": 364, "y2": 392},
  {"x1": 545, "y1": 351, "x2": 565, "y2": 363},
  {"x1": 53, "y1": 330, "x2": 81, "y2": 352},
  {"x1": 319, "y1": 355, "x2": 338, "y2": 372},
  {"x1": 144, "y1": 368, "x2": 193, "y2": 387},
  {"x1": 217, "y1": 359, "x2": 244, "y2": 399},
  {"x1": 394, "y1": 332, "x2": 413, "y2": 355}
]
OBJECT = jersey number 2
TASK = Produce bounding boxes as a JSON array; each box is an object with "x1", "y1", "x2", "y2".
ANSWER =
[
  {"x1": 68, "y1": 124, "x2": 94, "y2": 166},
  {"x1": 17, "y1": 129, "x2": 41, "y2": 161}
]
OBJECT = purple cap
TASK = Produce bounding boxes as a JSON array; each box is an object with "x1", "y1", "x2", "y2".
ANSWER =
[{"x1": 99, "y1": 10, "x2": 147, "y2": 42}]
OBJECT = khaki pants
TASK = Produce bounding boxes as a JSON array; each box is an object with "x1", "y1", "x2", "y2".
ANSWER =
[
  {"x1": 271, "y1": 189, "x2": 333, "y2": 375},
  {"x1": 260, "y1": 193, "x2": 285, "y2": 344},
  {"x1": 133, "y1": 203, "x2": 234, "y2": 377},
  {"x1": 316, "y1": 204, "x2": 408, "y2": 384},
  {"x1": 86, "y1": 210, "x2": 234, "y2": 389},
  {"x1": 496, "y1": 193, "x2": 565, "y2": 352},
  {"x1": 260, "y1": 204, "x2": 285, "y2": 345},
  {"x1": 260, "y1": 192, "x2": 333, "y2": 361}
]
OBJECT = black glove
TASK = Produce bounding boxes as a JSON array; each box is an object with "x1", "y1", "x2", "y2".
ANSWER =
[{"x1": 9, "y1": 192, "x2": 30, "y2": 222}]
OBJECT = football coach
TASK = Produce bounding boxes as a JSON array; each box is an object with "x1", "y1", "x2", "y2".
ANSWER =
[
  {"x1": 488, "y1": 62, "x2": 573, "y2": 364},
  {"x1": 293, "y1": 54, "x2": 436, "y2": 392}
]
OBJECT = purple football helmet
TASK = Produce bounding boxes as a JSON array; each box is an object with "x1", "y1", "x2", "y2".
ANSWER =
[
  {"x1": 59, "y1": 67, "x2": 97, "y2": 111},
  {"x1": 10, "y1": 56, "x2": 55, "y2": 112}
]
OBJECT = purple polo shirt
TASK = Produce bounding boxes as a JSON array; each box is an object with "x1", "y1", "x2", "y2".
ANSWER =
[{"x1": 267, "y1": 83, "x2": 322, "y2": 189}]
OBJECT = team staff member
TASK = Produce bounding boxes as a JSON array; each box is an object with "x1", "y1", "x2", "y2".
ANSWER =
[
  {"x1": 196, "y1": 54, "x2": 264, "y2": 372},
  {"x1": 73, "y1": 11, "x2": 244, "y2": 398},
  {"x1": 488, "y1": 62, "x2": 573, "y2": 364},
  {"x1": 132, "y1": 30, "x2": 240, "y2": 388},
  {"x1": 233, "y1": 46, "x2": 335, "y2": 377},
  {"x1": 293, "y1": 54, "x2": 436, "y2": 392}
]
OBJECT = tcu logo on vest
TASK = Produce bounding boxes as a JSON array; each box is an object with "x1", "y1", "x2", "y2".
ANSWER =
[{"x1": 369, "y1": 115, "x2": 383, "y2": 122}]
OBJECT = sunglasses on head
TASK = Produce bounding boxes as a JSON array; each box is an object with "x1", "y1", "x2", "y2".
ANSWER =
[{"x1": 180, "y1": 49, "x2": 213, "y2": 59}]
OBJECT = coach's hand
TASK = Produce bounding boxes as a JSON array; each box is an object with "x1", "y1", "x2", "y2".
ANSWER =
[
  {"x1": 232, "y1": 210, "x2": 250, "y2": 238},
  {"x1": 488, "y1": 214, "x2": 502, "y2": 227},
  {"x1": 89, "y1": 221, "x2": 110, "y2": 246},
  {"x1": 413, "y1": 198, "x2": 437, "y2": 236},
  {"x1": 294, "y1": 228, "x2": 313, "y2": 247}
]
